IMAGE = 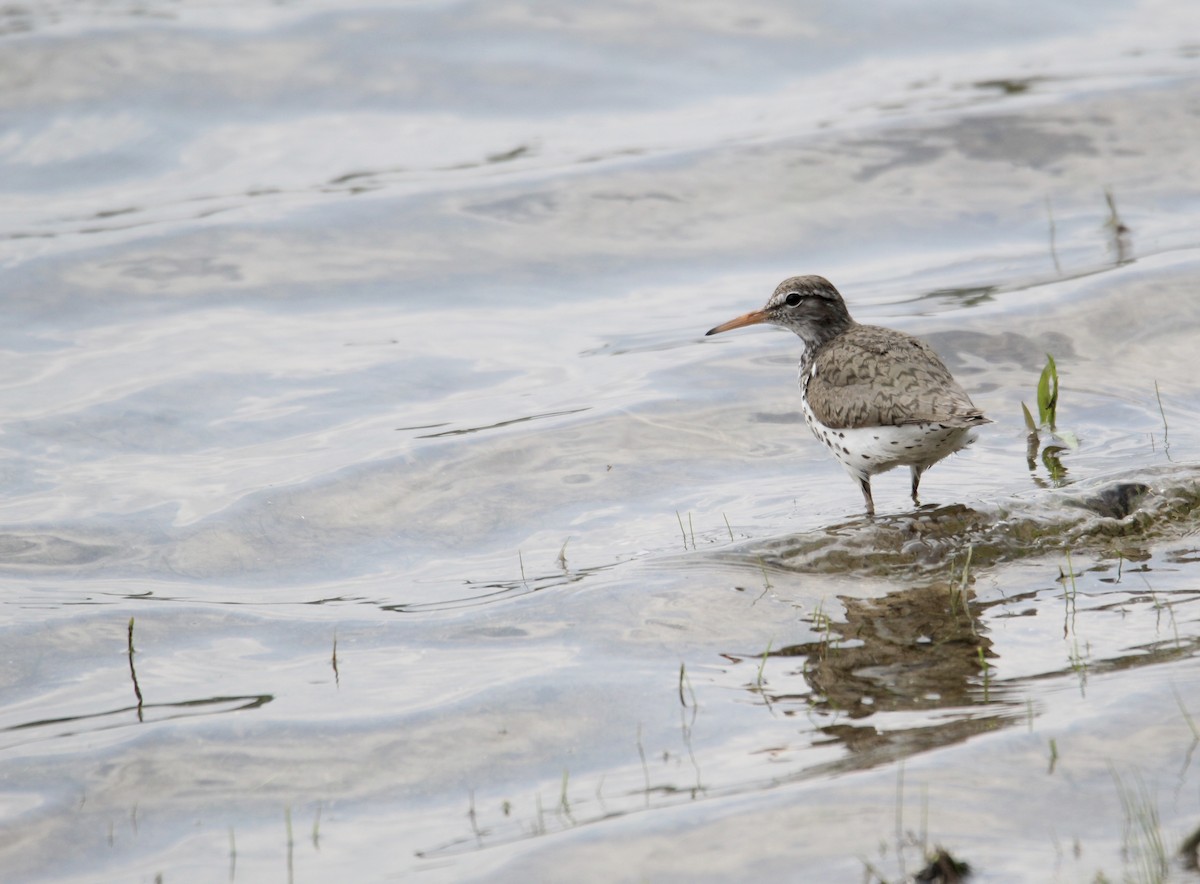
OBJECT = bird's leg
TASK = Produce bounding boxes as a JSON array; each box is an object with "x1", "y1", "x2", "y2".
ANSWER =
[
  {"x1": 910, "y1": 466, "x2": 923, "y2": 506},
  {"x1": 858, "y1": 477, "x2": 875, "y2": 516}
]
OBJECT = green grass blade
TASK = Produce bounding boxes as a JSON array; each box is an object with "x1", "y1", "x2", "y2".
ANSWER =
[
  {"x1": 1037, "y1": 354, "x2": 1059, "y2": 430},
  {"x1": 1021, "y1": 401, "x2": 1037, "y2": 433}
]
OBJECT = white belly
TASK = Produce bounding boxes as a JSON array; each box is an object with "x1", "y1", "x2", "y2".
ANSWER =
[{"x1": 801, "y1": 397, "x2": 975, "y2": 482}]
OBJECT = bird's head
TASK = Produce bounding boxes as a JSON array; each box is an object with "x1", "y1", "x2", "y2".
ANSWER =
[{"x1": 706, "y1": 275, "x2": 854, "y2": 348}]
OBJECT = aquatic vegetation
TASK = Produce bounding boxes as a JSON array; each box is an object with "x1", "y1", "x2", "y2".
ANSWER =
[
  {"x1": 558, "y1": 769, "x2": 573, "y2": 823},
  {"x1": 677, "y1": 662, "x2": 697, "y2": 708},
  {"x1": 757, "y1": 556, "x2": 773, "y2": 591},
  {"x1": 1112, "y1": 767, "x2": 1168, "y2": 884},
  {"x1": 976, "y1": 646, "x2": 990, "y2": 702},
  {"x1": 1023, "y1": 354, "x2": 1078, "y2": 484},
  {"x1": 755, "y1": 639, "x2": 772, "y2": 689},
  {"x1": 1035, "y1": 353, "x2": 1059, "y2": 431},
  {"x1": 127, "y1": 617, "x2": 144, "y2": 723},
  {"x1": 675, "y1": 511, "x2": 689, "y2": 550},
  {"x1": 948, "y1": 544, "x2": 973, "y2": 618},
  {"x1": 284, "y1": 806, "x2": 294, "y2": 884},
  {"x1": 1153, "y1": 380, "x2": 1172, "y2": 460}
]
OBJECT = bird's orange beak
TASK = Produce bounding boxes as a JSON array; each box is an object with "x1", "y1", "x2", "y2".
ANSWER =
[{"x1": 705, "y1": 308, "x2": 769, "y2": 336}]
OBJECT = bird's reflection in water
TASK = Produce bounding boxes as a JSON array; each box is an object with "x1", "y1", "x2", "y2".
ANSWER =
[{"x1": 744, "y1": 582, "x2": 1017, "y2": 763}]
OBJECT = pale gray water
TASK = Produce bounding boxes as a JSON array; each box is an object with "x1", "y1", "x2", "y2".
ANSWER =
[{"x1": 3, "y1": 2, "x2": 1200, "y2": 882}]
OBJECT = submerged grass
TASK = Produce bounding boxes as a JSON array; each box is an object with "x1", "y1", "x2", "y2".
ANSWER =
[
  {"x1": 559, "y1": 769, "x2": 574, "y2": 823},
  {"x1": 1046, "y1": 195, "x2": 1062, "y2": 275},
  {"x1": 285, "y1": 806, "x2": 294, "y2": 884},
  {"x1": 949, "y1": 544, "x2": 973, "y2": 620},
  {"x1": 636, "y1": 724, "x2": 649, "y2": 808},
  {"x1": 678, "y1": 662, "x2": 697, "y2": 708},
  {"x1": 976, "y1": 646, "x2": 990, "y2": 702},
  {"x1": 755, "y1": 639, "x2": 772, "y2": 689},
  {"x1": 467, "y1": 790, "x2": 482, "y2": 843},
  {"x1": 756, "y1": 556, "x2": 772, "y2": 591},
  {"x1": 1152, "y1": 379, "x2": 1173, "y2": 460},
  {"x1": 1061, "y1": 549, "x2": 1079, "y2": 638},
  {"x1": 1173, "y1": 686, "x2": 1200, "y2": 742},
  {"x1": 1112, "y1": 766, "x2": 1168, "y2": 884}
]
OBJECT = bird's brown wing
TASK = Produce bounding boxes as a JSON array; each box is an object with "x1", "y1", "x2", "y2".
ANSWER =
[{"x1": 805, "y1": 325, "x2": 990, "y2": 429}]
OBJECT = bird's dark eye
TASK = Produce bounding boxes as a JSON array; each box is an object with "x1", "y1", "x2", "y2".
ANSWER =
[{"x1": 784, "y1": 292, "x2": 803, "y2": 307}]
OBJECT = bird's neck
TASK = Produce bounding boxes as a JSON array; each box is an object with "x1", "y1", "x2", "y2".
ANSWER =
[{"x1": 794, "y1": 316, "x2": 856, "y2": 351}]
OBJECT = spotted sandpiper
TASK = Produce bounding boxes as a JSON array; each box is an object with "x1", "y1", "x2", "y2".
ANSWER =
[{"x1": 706, "y1": 275, "x2": 991, "y2": 516}]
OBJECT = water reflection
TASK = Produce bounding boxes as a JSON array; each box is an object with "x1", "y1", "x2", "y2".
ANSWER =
[
  {"x1": 1, "y1": 694, "x2": 273, "y2": 751},
  {"x1": 768, "y1": 583, "x2": 995, "y2": 719},
  {"x1": 380, "y1": 563, "x2": 615, "y2": 614}
]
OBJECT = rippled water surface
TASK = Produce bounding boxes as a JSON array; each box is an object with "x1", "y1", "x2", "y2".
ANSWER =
[{"x1": 4, "y1": 2, "x2": 1200, "y2": 881}]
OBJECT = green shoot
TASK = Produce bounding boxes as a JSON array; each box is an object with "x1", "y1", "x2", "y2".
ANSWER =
[
  {"x1": 756, "y1": 639, "x2": 772, "y2": 688},
  {"x1": 1024, "y1": 354, "x2": 1078, "y2": 483},
  {"x1": 1046, "y1": 195, "x2": 1062, "y2": 275},
  {"x1": 675, "y1": 511, "x2": 689, "y2": 550},
  {"x1": 1021, "y1": 401, "x2": 1038, "y2": 433},
  {"x1": 1062, "y1": 549, "x2": 1078, "y2": 638},
  {"x1": 756, "y1": 557, "x2": 772, "y2": 590},
  {"x1": 1154, "y1": 380, "x2": 1171, "y2": 461},
  {"x1": 1037, "y1": 354, "x2": 1059, "y2": 430},
  {"x1": 679, "y1": 662, "x2": 697, "y2": 709},
  {"x1": 950, "y1": 544, "x2": 973, "y2": 619}
]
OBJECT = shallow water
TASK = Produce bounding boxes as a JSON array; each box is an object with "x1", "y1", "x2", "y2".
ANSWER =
[{"x1": 3, "y1": 1, "x2": 1200, "y2": 882}]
